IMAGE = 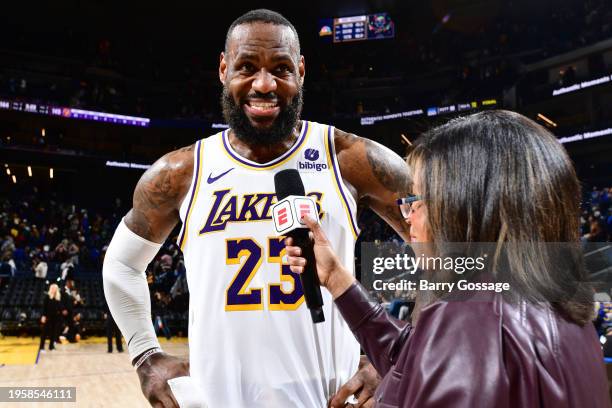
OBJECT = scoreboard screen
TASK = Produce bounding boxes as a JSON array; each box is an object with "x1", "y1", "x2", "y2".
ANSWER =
[
  {"x1": 333, "y1": 15, "x2": 367, "y2": 42},
  {"x1": 319, "y1": 13, "x2": 394, "y2": 43}
]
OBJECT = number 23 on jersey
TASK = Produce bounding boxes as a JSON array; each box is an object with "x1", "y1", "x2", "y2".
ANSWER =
[{"x1": 225, "y1": 237, "x2": 304, "y2": 311}]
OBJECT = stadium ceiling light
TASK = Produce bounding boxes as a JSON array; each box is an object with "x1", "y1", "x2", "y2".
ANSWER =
[
  {"x1": 49, "y1": 168, "x2": 54, "y2": 179},
  {"x1": 537, "y1": 113, "x2": 557, "y2": 127},
  {"x1": 27, "y1": 166, "x2": 32, "y2": 177},
  {"x1": 41, "y1": 128, "x2": 46, "y2": 137},
  {"x1": 11, "y1": 175, "x2": 16, "y2": 184},
  {"x1": 6, "y1": 168, "x2": 10, "y2": 175}
]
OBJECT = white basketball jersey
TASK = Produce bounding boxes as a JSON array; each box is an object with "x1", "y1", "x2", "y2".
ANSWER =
[{"x1": 177, "y1": 121, "x2": 361, "y2": 408}]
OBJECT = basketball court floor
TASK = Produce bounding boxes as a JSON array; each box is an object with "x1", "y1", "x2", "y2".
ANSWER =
[{"x1": 0, "y1": 336, "x2": 188, "y2": 407}]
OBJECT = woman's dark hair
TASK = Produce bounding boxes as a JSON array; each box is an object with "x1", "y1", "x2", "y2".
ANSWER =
[{"x1": 408, "y1": 110, "x2": 592, "y2": 325}]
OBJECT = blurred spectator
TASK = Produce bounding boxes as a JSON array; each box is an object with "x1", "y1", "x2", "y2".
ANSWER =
[
  {"x1": 584, "y1": 218, "x2": 607, "y2": 242},
  {"x1": 170, "y1": 260, "x2": 188, "y2": 299},
  {"x1": 0, "y1": 252, "x2": 15, "y2": 277},
  {"x1": 58, "y1": 280, "x2": 75, "y2": 343},
  {"x1": 152, "y1": 291, "x2": 172, "y2": 340},
  {"x1": 582, "y1": 186, "x2": 612, "y2": 242},
  {"x1": 103, "y1": 301, "x2": 123, "y2": 353},
  {"x1": 60, "y1": 261, "x2": 75, "y2": 282},
  {"x1": 39, "y1": 283, "x2": 61, "y2": 351},
  {"x1": 594, "y1": 294, "x2": 612, "y2": 357},
  {"x1": 66, "y1": 312, "x2": 83, "y2": 343},
  {"x1": 33, "y1": 256, "x2": 48, "y2": 279},
  {"x1": 600, "y1": 187, "x2": 610, "y2": 214}
]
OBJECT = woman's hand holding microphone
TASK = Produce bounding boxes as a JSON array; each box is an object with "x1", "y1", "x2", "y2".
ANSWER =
[{"x1": 285, "y1": 216, "x2": 356, "y2": 299}]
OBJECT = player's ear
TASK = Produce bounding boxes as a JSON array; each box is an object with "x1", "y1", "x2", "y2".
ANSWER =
[
  {"x1": 219, "y1": 52, "x2": 227, "y2": 84},
  {"x1": 298, "y1": 55, "x2": 305, "y2": 86}
]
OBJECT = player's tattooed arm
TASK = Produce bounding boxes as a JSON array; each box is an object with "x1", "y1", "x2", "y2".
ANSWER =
[
  {"x1": 124, "y1": 144, "x2": 195, "y2": 243},
  {"x1": 335, "y1": 128, "x2": 411, "y2": 241}
]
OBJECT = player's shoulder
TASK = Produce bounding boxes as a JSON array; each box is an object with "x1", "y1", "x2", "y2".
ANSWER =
[
  {"x1": 331, "y1": 126, "x2": 361, "y2": 156},
  {"x1": 140, "y1": 143, "x2": 196, "y2": 199},
  {"x1": 154, "y1": 144, "x2": 196, "y2": 177},
  {"x1": 333, "y1": 127, "x2": 369, "y2": 160},
  {"x1": 329, "y1": 125, "x2": 410, "y2": 194},
  {"x1": 328, "y1": 127, "x2": 367, "y2": 192},
  {"x1": 331, "y1": 125, "x2": 403, "y2": 165},
  {"x1": 128, "y1": 143, "x2": 198, "y2": 240},
  {"x1": 301, "y1": 120, "x2": 360, "y2": 159}
]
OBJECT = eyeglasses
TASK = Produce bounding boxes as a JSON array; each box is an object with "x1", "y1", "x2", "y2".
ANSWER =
[{"x1": 397, "y1": 194, "x2": 423, "y2": 218}]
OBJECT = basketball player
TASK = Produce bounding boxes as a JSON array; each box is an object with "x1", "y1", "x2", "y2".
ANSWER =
[{"x1": 103, "y1": 9, "x2": 410, "y2": 408}]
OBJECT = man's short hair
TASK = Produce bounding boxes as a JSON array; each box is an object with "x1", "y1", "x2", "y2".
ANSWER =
[{"x1": 225, "y1": 9, "x2": 300, "y2": 55}]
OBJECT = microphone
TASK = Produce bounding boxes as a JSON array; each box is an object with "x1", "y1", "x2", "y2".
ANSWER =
[{"x1": 273, "y1": 169, "x2": 325, "y2": 323}]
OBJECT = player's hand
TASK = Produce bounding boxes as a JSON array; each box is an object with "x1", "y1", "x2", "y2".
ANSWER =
[
  {"x1": 329, "y1": 356, "x2": 381, "y2": 408},
  {"x1": 285, "y1": 216, "x2": 355, "y2": 298},
  {"x1": 136, "y1": 351, "x2": 189, "y2": 408}
]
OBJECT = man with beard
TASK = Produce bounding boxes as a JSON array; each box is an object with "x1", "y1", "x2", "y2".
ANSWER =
[{"x1": 103, "y1": 9, "x2": 410, "y2": 408}]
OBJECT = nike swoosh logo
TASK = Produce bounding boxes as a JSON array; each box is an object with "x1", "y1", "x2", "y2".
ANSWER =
[{"x1": 207, "y1": 168, "x2": 234, "y2": 184}]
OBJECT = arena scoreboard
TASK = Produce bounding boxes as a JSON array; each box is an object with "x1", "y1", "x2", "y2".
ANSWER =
[{"x1": 319, "y1": 13, "x2": 395, "y2": 43}]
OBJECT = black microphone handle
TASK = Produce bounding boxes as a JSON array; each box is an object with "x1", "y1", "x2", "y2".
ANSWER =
[{"x1": 287, "y1": 228, "x2": 325, "y2": 323}]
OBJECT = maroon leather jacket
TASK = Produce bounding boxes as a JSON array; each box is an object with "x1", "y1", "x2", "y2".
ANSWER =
[{"x1": 335, "y1": 282, "x2": 611, "y2": 407}]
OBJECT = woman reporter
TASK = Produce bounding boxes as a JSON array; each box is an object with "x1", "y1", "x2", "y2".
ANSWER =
[{"x1": 286, "y1": 110, "x2": 610, "y2": 407}]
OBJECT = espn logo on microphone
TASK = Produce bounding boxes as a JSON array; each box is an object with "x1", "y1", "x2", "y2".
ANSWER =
[{"x1": 271, "y1": 195, "x2": 320, "y2": 234}]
